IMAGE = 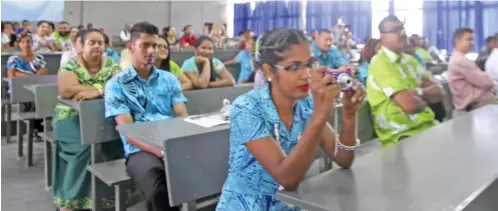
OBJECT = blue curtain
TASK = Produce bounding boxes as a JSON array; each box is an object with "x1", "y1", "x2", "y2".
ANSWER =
[
  {"x1": 234, "y1": 1, "x2": 301, "y2": 37},
  {"x1": 306, "y1": 1, "x2": 372, "y2": 43},
  {"x1": 233, "y1": 3, "x2": 251, "y2": 37},
  {"x1": 423, "y1": 0, "x2": 498, "y2": 52}
]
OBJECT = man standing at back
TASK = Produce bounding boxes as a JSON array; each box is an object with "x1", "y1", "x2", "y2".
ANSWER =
[
  {"x1": 448, "y1": 28, "x2": 497, "y2": 113},
  {"x1": 120, "y1": 24, "x2": 132, "y2": 42},
  {"x1": 312, "y1": 29, "x2": 348, "y2": 69},
  {"x1": 366, "y1": 15, "x2": 444, "y2": 146},
  {"x1": 105, "y1": 21, "x2": 189, "y2": 211}
]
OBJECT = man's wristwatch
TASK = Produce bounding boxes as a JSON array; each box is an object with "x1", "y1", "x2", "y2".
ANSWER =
[{"x1": 416, "y1": 88, "x2": 424, "y2": 96}]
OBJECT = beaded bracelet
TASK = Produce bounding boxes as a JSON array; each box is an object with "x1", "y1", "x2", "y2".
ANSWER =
[{"x1": 336, "y1": 138, "x2": 360, "y2": 151}]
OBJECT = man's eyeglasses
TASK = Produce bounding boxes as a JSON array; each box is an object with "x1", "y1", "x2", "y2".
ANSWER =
[
  {"x1": 273, "y1": 57, "x2": 319, "y2": 72},
  {"x1": 381, "y1": 27, "x2": 406, "y2": 35}
]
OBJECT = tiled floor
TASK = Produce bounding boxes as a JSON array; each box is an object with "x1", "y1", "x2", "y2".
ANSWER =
[
  {"x1": 1, "y1": 136, "x2": 380, "y2": 211},
  {"x1": 0, "y1": 139, "x2": 154, "y2": 211}
]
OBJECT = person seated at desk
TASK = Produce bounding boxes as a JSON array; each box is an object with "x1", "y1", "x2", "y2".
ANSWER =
[
  {"x1": 181, "y1": 36, "x2": 235, "y2": 89},
  {"x1": 216, "y1": 28, "x2": 365, "y2": 211},
  {"x1": 52, "y1": 29, "x2": 122, "y2": 211},
  {"x1": 358, "y1": 38, "x2": 380, "y2": 87},
  {"x1": 366, "y1": 15, "x2": 444, "y2": 147},
  {"x1": 410, "y1": 34, "x2": 433, "y2": 64},
  {"x1": 2, "y1": 21, "x2": 17, "y2": 51},
  {"x1": 404, "y1": 42, "x2": 447, "y2": 122},
  {"x1": 224, "y1": 38, "x2": 254, "y2": 84},
  {"x1": 179, "y1": 24, "x2": 197, "y2": 48},
  {"x1": 6, "y1": 33, "x2": 48, "y2": 141},
  {"x1": 52, "y1": 21, "x2": 71, "y2": 51},
  {"x1": 60, "y1": 29, "x2": 83, "y2": 67},
  {"x1": 15, "y1": 20, "x2": 33, "y2": 36},
  {"x1": 32, "y1": 20, "x2": 57, "y2": 53},
  {"x1": 312, "y1": 29, "x2": 348, "y2": 69},
  {"x1": 120, "y1": 42, "x2": 132, "y2": 70},
  {"x1": 485, "y1": 37, "x2": 498, "y2": 92},
  {"x1": 476, "y1": 36, "x2": 497, "y2": 71},
  {"x1": 103, "y1": 33, "x2": 120, "y2": 63},
  {"x1": 210, "y1": 28, "x2": 227, "y2": 49},
  {"x1": 155, "y1": 35, "x2": 193, "y2": 90},
  {"x1": 448, "y1": 28, "x2": 497, "y2": 113},
  {"x1": 104, "y1": 21, "x2": 189, "y2": 211},
  {"x1": 163, "y1": 26, "x2": 181, "y2": 51}
]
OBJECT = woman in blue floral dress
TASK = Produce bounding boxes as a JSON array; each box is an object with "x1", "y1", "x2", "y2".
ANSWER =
[{"x1": 216, "y1": 28, "x2": 366, "y2": 211}]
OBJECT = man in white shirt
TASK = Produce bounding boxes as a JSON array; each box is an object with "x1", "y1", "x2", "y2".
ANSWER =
[
  {"x1": 120, "y1": 24, "x2": 132, "y2": 42},
  {"x1": 485, "y1": 38, "x2": 498, "y2": 93}
]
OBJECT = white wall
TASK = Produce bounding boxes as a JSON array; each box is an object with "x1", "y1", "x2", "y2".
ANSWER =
[{"x1": 63, "y1": 1, "x2": 227, "y2": 37}]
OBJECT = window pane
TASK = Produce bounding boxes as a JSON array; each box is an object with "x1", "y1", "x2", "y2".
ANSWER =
[
  {"x1": 372, "y1": 10, "x2": 389, "y2": 38},
  {"x1": 483, "y1": 7, "x2": 498, "y2": 37},
  {"x1": 395, "y1": 0, "x2": 422, "y2": 10},
  {"x1": 371, "y1": 0, "x2": 390, "y2": 11},
  {"x1": 396, "y1": 9, "x2": 423, "y2": 36}
]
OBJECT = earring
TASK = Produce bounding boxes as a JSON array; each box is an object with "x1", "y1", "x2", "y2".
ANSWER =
[{"x1": 267, "y1": 78, "x2": 272, "y2": 82}]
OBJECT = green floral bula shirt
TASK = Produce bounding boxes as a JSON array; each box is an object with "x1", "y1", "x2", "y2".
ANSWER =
[
  {"x1": 366, "y1": 47, "x2": 438, "y2": 146},
  {"x1": 54, "y1": 57, "x2": 121, "y2": 121}
]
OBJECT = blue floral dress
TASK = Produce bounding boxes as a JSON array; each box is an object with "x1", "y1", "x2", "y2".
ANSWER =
[{"x1": 216, "y1": 84, "x2": 313, "y2": 211}]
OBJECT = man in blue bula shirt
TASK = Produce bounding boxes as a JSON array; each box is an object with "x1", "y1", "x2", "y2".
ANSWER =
[
  {"x1": 312, "y1": 29, "x2": 349, "y2": 69},
  {"x1": 104, "y1": 22, "x2": 189, "y2": 211}
]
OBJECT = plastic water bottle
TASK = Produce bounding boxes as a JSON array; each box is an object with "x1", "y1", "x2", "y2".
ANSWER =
[{"x1": 220, "y1": 99, "x2": 231, "y2": 121}]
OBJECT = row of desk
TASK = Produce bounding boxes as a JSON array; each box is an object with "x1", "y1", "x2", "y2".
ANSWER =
[
  {"x1": 278, "y1": 105, "x2": 498, "y2": 211},
  {"x1": 1, "y1": 49, "x2": 241, "y2": 74},
  {"x1": 1, "y1": 50, "x2": 243, "y2": 100},
  {"x1": 3, "y1": 72, "x2": 497, "y2": 211}
]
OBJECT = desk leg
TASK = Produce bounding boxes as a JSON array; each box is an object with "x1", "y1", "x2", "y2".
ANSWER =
[
  {"x1": 17, "y1": 104, "x2": 23, "y2": 158},
  {"x1": 43, "y1": 118, "x2": 52, "y2": 190},
  {"x1": 181, "y1": 201, "x2": 196, "y2": 211},
  {"x1": 91, "y1": 144, "x2": 103, "y2": 211},
  {"x1": 26, "y1": 120, "x2": 33, "y2": 167},
  {"x1": 1, "y1": 104, "x2": 4, "y2": 139},
  {"x1": 6, "y1": 104, "x2": 11, "y2": 143},
  {"x1": 114, "y1": 185, "x2": 126, "y2": 211}
]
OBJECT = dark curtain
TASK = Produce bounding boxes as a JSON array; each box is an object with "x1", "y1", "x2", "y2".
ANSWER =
[
  {"x1": 423, "y1": 0, "x2": 498, "y2": 52},
  {"x1": 306, "y1": 1, "x2": 372, "y2": 44},
  {"x1": 233, "y1": 3, "x2": 251, "y2": 37},
  {"x1": 235, "y1": 1, "x2": 301, "y2": 37}
]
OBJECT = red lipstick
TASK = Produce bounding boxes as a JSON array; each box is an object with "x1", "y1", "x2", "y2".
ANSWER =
[{"x1": 298, "y1": 84, "x2": 310, "y2": 92}]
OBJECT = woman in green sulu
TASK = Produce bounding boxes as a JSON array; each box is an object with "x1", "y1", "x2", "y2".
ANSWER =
[
  {"x1": 52, "y1": 29, "x2": 122, "y2": 211},
  {"x1": 154, "y1": 35, "x2": 193, "y2": 91}
]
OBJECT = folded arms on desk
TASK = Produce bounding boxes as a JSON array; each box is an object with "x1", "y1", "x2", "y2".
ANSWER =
[
  {"x1": 58, "y1": 71, "x2": 101, "y2": 100},
  {"x1": 392, "y1": 74, "x2": 444, "y2": 114}
]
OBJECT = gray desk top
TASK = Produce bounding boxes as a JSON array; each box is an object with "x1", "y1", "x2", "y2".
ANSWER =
[
  {"x1": 116, "y1": 115, "x2": 229, "y2": 149},
  {"x1": 2, "y1": 75, "x2": 57, "y2": 83},
  {"x1": 278, "y1": 105, "x2": 498, "y2": 211},
  {"x1": 23, "y1": 83, "x2": 56, "y2": 94},
  {"x1": 1, "y1": 51, "x2": 64, "y2": 56}
]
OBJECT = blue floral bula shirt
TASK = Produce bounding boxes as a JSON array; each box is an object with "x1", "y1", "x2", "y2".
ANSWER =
[
  {"x1": 216, "y1": 84, "x2": 313, "y2": 211},
  {"x1": 104, "y1": 65, "x2": 188, "y2": 157}
]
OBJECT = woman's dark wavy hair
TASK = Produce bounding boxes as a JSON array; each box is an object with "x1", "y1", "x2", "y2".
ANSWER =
[
  {"x1": 194, "y1": 36, "x2": 216, "y2": 82},
  {"x1": 254, "y1": 28, "x2": 309, "y2": 70},
  {"x1": 158, "y1": 35, "x2": 171, "y2": 72}
]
